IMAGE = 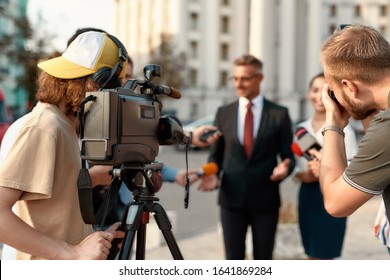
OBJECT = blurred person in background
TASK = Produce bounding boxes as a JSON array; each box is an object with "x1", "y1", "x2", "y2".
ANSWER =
[
  {"x1": 198, "y1": 54, "x2": 295, "y2": 260},
  {"x1": 293, "y1": 72, "x2": 358, "y2": 260}
]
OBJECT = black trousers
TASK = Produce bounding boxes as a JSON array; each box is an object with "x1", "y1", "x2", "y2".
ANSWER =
[{"x1": 220, "y1": 206, "x2": 279, "y2": 260}]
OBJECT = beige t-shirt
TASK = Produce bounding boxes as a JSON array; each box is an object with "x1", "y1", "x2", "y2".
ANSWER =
[{"x1": 0, "y1": 103, "x2": 92, "y2": 259}]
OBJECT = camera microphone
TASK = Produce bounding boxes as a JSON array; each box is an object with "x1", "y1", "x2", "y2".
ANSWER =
[
  {"x1": 197, "y1": 162, "x2": 219, "y2": 177},
  {"x1": 154, "y1": 84, "x2": 181, "y2": 99},
  {"x1": 291, "y1": 127, "x2": 321, "y2": 160}
]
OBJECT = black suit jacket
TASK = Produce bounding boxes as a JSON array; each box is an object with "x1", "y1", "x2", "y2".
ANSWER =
[{"x1": 208, "y1": 98, "x2": 296, "y2": 212}]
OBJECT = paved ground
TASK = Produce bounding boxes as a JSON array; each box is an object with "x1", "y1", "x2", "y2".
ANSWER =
[{"x1": 144, "y1": 195, "x2": 389, "y2": 260}]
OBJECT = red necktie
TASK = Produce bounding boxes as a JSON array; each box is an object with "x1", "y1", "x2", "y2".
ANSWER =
[{"x1": 243, "y1": 102, "x2": 254, "y2": 158}]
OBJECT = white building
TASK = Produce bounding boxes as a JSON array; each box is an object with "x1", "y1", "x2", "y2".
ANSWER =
[{"x1": 114, "y1": 0, "x2": 390, "y2": 123}]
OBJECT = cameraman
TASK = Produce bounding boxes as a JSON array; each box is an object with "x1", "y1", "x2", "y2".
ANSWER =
[{"x1": 0, "y1": 31, "x2": 125, "y2": 259}]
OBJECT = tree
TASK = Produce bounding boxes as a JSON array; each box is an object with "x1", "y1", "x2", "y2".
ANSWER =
[
  {"x1": 148, "y1": 33, "x2": 187, "y2": 90},
  {"x1": 16, "y1": 12, "x2": 54, "y2": 110}
]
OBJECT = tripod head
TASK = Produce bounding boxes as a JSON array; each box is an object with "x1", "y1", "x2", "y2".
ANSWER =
[
  {"x1": 115, "y1": 162, "x2": 164, "y2": 195},
  {"x1": 94, "y1": 162, "x2": 163, "y2": 229}
]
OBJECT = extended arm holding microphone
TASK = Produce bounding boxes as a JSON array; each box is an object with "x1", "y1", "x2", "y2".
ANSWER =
[
  {"x1": 190, "y1": 125, "x2": 222, "y2": 147},
  {"x1": 197, "y1": 162, "x2": 220, "y2": 192},
  {"x1": 291, "y1": 127, "x2": 321, "y2": 161},
  {"x1": 292, "y1": 127, "x2": 322, "y2": 183}
]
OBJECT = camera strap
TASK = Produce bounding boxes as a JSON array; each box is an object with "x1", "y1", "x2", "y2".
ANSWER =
[
  {"x1": 77, "y1": 167, "x2": 96, "y2": 224},
  {"x1": 77, "y1": 95, "x2": 99, "y2": 224},
  {"x1": 95, "y1": 177, "x2": 122, "y2": 229}
]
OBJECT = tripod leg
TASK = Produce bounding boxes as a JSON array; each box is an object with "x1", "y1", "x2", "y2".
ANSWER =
[
  {"x1": 135, "y1": 212, "x2": 149, "y2": 260},
  {"x1": 153, "y1": 203, "x2": 184, "y2": 260},
  {"x1": 117, "y1": 203, "x2": 145, "y2": 260}
]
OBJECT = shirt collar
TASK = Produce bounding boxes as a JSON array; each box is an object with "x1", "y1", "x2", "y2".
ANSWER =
[{"x1": 239, "y1": 94, "x2": 264, "y2": 109}]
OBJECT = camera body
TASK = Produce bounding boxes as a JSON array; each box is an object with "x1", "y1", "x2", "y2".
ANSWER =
[
  {"x1": 80, "y1": 64, "x2": 187, "y2": 166},
  {"x1": 328, "y1": 89, "x2": 340, "y2": 104},
  {"x1": 81, "y1": 88, "x2": 161, "y2": 166}
]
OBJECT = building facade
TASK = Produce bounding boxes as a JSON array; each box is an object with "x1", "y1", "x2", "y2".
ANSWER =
[{"x1": 114, "y1": 0, "x2": 390, "y2": 123}]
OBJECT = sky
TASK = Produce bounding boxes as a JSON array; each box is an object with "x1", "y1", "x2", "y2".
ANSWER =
[{"x1": 27, "y1": 0, "x2": 115, "y2": 51}]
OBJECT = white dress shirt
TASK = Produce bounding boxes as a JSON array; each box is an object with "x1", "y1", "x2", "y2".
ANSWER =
[{"x1": 237, "y1": 94, "x2": 264, "y2": 145}]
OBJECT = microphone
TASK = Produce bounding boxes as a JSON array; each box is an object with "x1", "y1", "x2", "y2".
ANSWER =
[
  {"x1": 197, "y1": 162, "x2": 219, "y2": 177},
  {"x1": 184, "y1": 162, "x2": 218, "y2": 209},
  {"x1": 154, "y1": 84, "x2": 181, "y2": 99},
  {"x1": 291, "y1": 127, "x2": 321, "y2": 160}
]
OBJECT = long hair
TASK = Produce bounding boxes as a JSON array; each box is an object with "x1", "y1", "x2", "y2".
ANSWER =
[
  {"x1": 308, "y1": 72, "x2": 325, "y2": 89},
  {"x1": 35, "y1": 71, "x2": 99, "y2": 117}
]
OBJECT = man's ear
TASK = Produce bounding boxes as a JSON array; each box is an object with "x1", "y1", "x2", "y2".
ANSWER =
[{"x1": 341, "y1": 79, "x2": 358, "y2": 97}]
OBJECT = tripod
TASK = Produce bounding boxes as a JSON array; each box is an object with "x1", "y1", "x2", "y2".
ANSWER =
[{"x1": 105, "y1": 163, "x2": 184, "y2": 260}]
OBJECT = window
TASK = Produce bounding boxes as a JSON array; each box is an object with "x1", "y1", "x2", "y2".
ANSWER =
[
  {"x1": 221, "y1": 0, "x2": 229, "y2": 6},
  {"x1": 189, "y1": 69, "x2": 198, "y2": 86},
  {"x1": 221, "y1": 16, "x2": 229, "y2": 33},
  {"x1": 221, "y1": 43, "x2": 229, "y2": 61},
  {"x1": 330, "y1": 5, "x2": 337, "y2": 17},
  {"x1": 190, "y1": 12, "x2": 199, "y2": 31},
  {"x1": 220, "y1": 71, "x2": 228, "y2": 87},
  {"x1": 355, "y1": 5, "x2": 361, "y2": 17},
  {"x1": 380, "y1": 5, "x2": 388, "y2": 17},
  {"x1": 190, "y1": 41, "x2": 198, "y2": 58}
]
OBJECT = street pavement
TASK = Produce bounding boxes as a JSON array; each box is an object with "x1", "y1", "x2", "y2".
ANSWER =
[{"x1": 144, "y1": 194, "x2": 389, "y2": 260}]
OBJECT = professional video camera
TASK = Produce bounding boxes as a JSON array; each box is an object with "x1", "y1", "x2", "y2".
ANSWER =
[
  {"x1": 78, "y1": 66, "x2": 193, "y2": 259},
  {"x1": 79, "y1": 64, "x2": 189, "y2": 167}
]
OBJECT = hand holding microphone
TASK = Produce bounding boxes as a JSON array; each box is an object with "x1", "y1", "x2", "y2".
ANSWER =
[
  {"x1": 196, "y1": 162, "x2": 219, "y2": 192},
  {"x1": 196, "y1": 162, "x2": 219, "y2": 177},
  {"x1": 291, "y1": 127, "x2": 321, "y2": 160},
  {"x1": 191, "y1": 125, "x2": 222, "y2": 148},
  {"x1": 176, "y1": 162, "x2": 219, "y2": 187},
  {"x1": 183, "y1": 162, "x2": 219, "y2": 208}
]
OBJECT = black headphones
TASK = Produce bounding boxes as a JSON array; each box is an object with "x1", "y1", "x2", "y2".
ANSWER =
[{"x1": 91, "y1": 33, "x2": 128, "y2": 89}]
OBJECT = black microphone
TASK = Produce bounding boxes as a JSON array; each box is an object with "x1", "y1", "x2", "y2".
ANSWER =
[
  {"x1": 154, "y1": 84, "x2": 181, "y2": 99},
  {"x1": 291, "y1": 127, "x2": 321, "y2": 160}
]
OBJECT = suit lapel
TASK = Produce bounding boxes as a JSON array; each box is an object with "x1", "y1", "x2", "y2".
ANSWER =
[
  {"x1": 229, "y1": 101, "x2": 240, "y2": 143},
  {"x1": 227, "y1": 102, "x2": 247, "y2": 157}
]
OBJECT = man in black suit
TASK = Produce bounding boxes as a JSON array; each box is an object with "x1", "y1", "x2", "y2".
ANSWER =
[{"x1": 199, "y1": 54, "x2": 295, "y2": 260}]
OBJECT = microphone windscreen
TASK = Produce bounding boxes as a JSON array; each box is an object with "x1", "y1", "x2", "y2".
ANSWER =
[
  {"x1": 169, "y1": 87, "x2": 181, "y2": 99},
  {"x1": 291, "y1": 142, "x2": 304, "y2": 156},
  {"x1": 200, "y1": 162, "x2": 219, "y2": 176}
]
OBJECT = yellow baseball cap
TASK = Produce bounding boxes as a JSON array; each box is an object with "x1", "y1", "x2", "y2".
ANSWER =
[{"x1": 38, "y1": 31, "x2": 127, "y2": 79}]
